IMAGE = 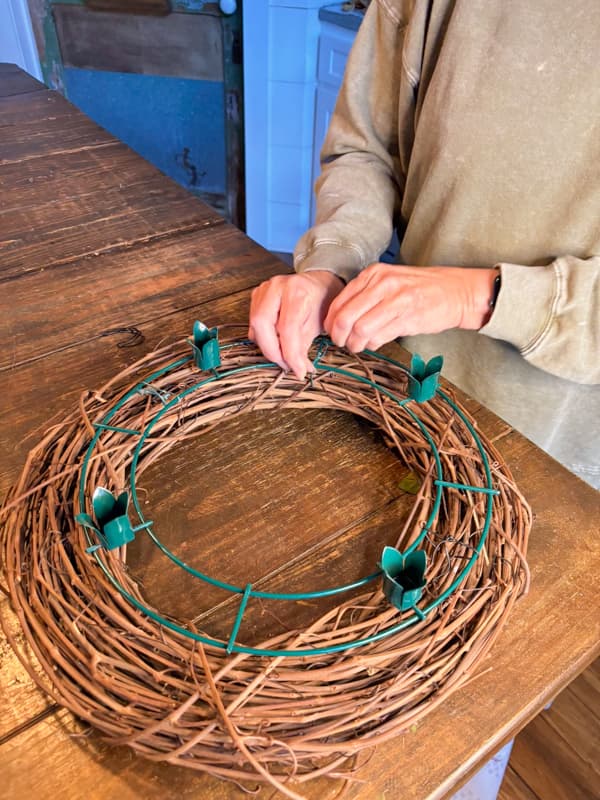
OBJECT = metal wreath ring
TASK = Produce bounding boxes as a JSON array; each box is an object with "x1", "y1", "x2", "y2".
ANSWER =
[{"x1": 0, "y1": 328, "x2": 532, "y2": 799}]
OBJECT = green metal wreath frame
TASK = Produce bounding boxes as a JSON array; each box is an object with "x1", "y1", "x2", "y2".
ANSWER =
[{"x1": 76, "y1": 325, "x2": 498, "y2": 658}]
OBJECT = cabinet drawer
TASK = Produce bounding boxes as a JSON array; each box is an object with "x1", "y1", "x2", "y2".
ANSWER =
[{"x1": 317, "y1": 29, "x2": 355, "y2": 89}]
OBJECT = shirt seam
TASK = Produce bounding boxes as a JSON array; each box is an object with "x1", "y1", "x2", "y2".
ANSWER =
[
  {"x1": 295, "y1": 239, "x2": 366, "y2": 265},
  {"x1": 401, "y1": 52, "x2": 419, "y2": 88},
  {"x1": 520, "y1": 261, "x2": 562, "y2": 356},
  {"x1": 376, "y1": 0, "x2": 402, "y2": 26},
  {"x1": 376, "y1": 0, "x2": 417, "y2": 87}
]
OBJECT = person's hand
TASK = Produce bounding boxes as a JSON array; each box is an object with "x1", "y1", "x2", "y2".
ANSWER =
[
  {"x1": 324, "y1": 263, "x2": 498, "y2": 352},
  {"x1": 249, "y1": 270, "x2": 344, "y2": 379}
]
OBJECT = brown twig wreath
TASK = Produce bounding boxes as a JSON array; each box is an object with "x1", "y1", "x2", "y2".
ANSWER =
[{"x1": 0, "y1": 329, "x2": 531, "y2": 799}]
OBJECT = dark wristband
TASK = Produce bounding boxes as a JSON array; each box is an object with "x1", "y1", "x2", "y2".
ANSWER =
[{"x1": 489, "y1": 270, "x2": 502, "y2": 310}]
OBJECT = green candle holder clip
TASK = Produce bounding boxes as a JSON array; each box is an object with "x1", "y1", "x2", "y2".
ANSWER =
[
  {"x1": 380, "y1": 546, "x2": 427, "y2": 619},
  {"x1": 76, "y1": 487, "x2": 152, "y2": 553},
  {"x1": 408, "y1": 354, "x2": 443, "y2": 402},
  {"x1": 190, "y1": 321, "x2": 221, "y2": 371}
]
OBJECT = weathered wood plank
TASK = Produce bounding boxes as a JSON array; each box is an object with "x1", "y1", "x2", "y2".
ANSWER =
[
  {"x1": 1, "y1": 708, "x2": 342, "y2": 800},
  {"x1": 193, "y1": 490, "x2": 422, "y2": 643},
  {"x1": 0, "y1": 91, "x2": 116, "y2": 164},
  {"x1": 506, "y1": 710, "x2": 598, "y2": 800},
  {"x1": 541, "y1": 683, "x2": 600, "y2": 776},
  {"x1": 54, "y1": 6, "x2": 224, "y2": 80},
  {"x1": 0, "y1": 223, "x2": 284, "y2": 369},
  {"x1": 83, "y1": 0, "x2": 170, "y2": 12},
  {"x1": 128, "y1": 408, "x2": 412, "y2": 624},
  {"x1": 498, "y1": 765, "x2": 540, "y2": 800},
  {"x1": 0, "y1": 64, "x2": 44, "y2": 98},
  {"x1": 568, "y1": 656, "x2": 600, "y2": 715},
  {"x1": 0, "y1": 283, "x2": 281, "y2": 495},
  {"x1": 498, "y1": 661, "x2": 600, "y2": 800},
  {"x1": 0, "y1": 143, "x2": 224, "y2": 278}
]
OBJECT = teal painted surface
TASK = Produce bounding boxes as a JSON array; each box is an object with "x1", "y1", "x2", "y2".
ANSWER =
[
  {"x1": 63, "y1": 67, "x2": 226, "y2": 196},
  {"x1": 172, "y1": 0, "x2": 207, "y2": 10},
  {"x1": 38, "y1": 0, "x2": 245, "y2": 222}
]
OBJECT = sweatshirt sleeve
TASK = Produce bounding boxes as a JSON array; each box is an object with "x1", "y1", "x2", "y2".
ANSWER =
[
  {"x1": 294, "y1": 2, "x2": 410, "y2": 284},
  {"x1": 481, "y1": 256, "x2": 600, "y2": 384}
]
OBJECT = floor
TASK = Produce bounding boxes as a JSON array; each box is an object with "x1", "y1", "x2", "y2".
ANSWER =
[{"x1": 498, "y1": 658, "x2": 599, "y2": 800}]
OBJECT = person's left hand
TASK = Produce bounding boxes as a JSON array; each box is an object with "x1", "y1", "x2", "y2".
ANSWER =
[{"x1": 324, "y1": 263, "x2": 498, "y2": 352}]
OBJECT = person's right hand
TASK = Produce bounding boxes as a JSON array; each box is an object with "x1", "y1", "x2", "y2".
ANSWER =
[{"x1": 248, "y1": 270, "x2": 344, "y2": 379}]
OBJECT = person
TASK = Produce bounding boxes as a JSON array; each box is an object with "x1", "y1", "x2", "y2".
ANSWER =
[
  {"x1": 249, "y1": 3, "x2": 598, "y2": 794},
  {"x1": 249, "y1": 0, "x2": 600, "y2": 492}
]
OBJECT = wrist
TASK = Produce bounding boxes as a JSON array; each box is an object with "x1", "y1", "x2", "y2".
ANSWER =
[
  {"x1": 304, "y1": 269, "x2": 345, "y2": 294},
  {"x1": 460, "y1": 268, "x2": 501, "y2": 330}
]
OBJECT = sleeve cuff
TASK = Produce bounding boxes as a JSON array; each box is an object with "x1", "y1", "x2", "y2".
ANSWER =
[
  {"x1": 293, "y1": 242, "x2": 366, "y2": 284},
  {"x1": 480, "y1": 262, "x2": 558, "y2": 353}
]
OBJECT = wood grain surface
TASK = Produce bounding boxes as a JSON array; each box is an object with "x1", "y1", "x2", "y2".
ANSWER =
[
  {"x1": 1, "y1": 66, "x2": 599, "y2": 800},
  {"x1": 0, "y1": 91, "x2": 114, "y2": 163},
  {"x1": 0, "y1": 63, "x2": 44, "y2": 98}
]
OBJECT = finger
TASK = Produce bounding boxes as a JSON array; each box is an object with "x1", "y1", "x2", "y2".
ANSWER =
[
  {"x1": 323, "y1": 274, "x2": 368, "y2": 333},
  {"x1": 249, "y1": 282, "x2": 288, "y2": 370},
  {"x1": 278, "y1": 287, "x2": 317, "y2": 379},
  {"x1": 325, "y1": 284, "x2": 387, "y2": 349},
  {"x1": 343, "y1": 300, "x2": 400, "y2": 353}
]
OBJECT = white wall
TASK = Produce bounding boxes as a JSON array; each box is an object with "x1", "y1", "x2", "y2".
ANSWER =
[{"x1": 0, "y1": 0, "x2": 42, "y2": 80}]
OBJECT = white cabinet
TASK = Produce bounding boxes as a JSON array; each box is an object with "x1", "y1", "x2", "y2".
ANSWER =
[
  {"x1": 243, "y1": 3, "x2": 359, "y2": 253},
  {"x1": 0, "y1": 0, "x2": 42, "y2": 79},
  {"x1": 311, "y1": 23, "x2": 356, "y2": 225},
  {"x1": 243, "y1": 0, "x2": 323, "y2": 253}
]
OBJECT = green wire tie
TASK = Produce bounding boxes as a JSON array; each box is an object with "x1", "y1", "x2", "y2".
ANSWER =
[
  {"x1": 227, "y1": 583, "x2": 253, "y2": 654},
  {"x1": 189, "y1": 320, "x2": 222, "y2": 372},
  {"x1": 136, "y1": 381, "x2": 172, "y2": 405},
  {"x1": 435, "y1": 480, "x2": 500, "y2": 496},
  {"x1": 312, "y1": 336, "x2": 330, "y2": 369}
]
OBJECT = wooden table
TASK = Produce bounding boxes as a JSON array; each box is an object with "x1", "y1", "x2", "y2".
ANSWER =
[{"x1": 1, "y1": 64, "x2": 599, "y2": 799}]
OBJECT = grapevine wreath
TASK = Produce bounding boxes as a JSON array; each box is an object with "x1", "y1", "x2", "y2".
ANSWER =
[{"x1": 0, "y1": 325, "x2": 531, "y2": 799}]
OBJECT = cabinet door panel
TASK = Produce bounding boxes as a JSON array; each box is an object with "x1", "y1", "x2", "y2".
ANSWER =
[
  {"x1": 310, "y1": 83, "x2": 339, "y2": 225},
  {"x1": 32, "y1": 2, "x2": 243, "y2": 226},
  {"x1": 317, "y1": 30, "x2": 353, "y2": 89}
]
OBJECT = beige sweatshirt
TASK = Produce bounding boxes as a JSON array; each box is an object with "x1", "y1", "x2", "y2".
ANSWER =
[{"x1": 295, "y1": 0, "x2": 600, "y2": 489}]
